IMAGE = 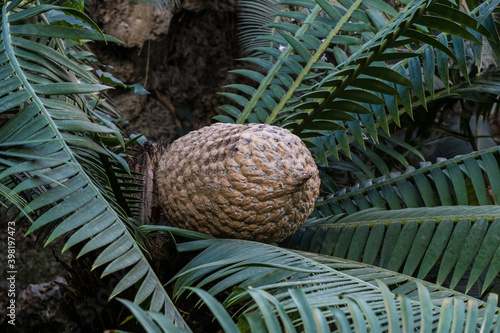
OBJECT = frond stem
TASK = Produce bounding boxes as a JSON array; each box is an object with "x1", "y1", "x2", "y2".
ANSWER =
[
  {"x1": 265, "y1": 0, "x2": 364, "y2": 125},
  {"x1": 292, "y1": 0, "x2": 437, "y2": 135},
  {"x1": 236, "y1": 4, "x2": 323, "y2": 124}
]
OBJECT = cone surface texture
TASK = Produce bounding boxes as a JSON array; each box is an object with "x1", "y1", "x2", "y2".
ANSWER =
[{"x1": 158, "y1": 123, "x2": 320, "y2": 243}]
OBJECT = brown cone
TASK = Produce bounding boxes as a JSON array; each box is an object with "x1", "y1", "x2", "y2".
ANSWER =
[{"x1": 157, "y1": 123, "x2": 320, "y2": 243}]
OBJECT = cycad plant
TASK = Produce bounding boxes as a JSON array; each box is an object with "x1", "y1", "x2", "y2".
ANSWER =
[
  {"x1": 0, "y1": 0, "x2": 189, "y2": 330},
  {"x1": 3, "y1": 0, "x2": 500, "y2": 332}
]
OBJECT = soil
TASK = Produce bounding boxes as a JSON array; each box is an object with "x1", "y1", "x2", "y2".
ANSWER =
[{"x1": 86, "y1": 0, "x2": 242, "y2": 145}]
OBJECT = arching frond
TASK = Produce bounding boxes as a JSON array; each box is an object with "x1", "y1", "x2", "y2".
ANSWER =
[
  {"x1": 121, "y1": 285, "x2": 500, "y2": 333},
  {"x1": 282, "y1": 206, "x2": 500, "y2": 295},
  {"x1": 237, "y1": 0, "x2": 282, "y2": 57},
  {"x1": 221, "y1": 0, "x2": 499, "y2": 174},
  {"x1": 0, "y1": 2, "x2": 188, "y2": 330},
  {"x1": 118, "y1": 299, "x2": 189, "y2": 333},
  {"x1": 314, "y1": 145, "x2": 500, "y2": 218},
  {"x1": 169, "y1": 238, "x2": 500, "y2": 332}
]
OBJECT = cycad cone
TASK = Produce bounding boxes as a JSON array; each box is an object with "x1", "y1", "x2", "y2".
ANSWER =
[{"x1": 158, "y1": 123, "x2": 320, "y2": 243}]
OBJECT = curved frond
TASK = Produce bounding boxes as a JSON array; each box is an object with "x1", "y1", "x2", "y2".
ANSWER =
[
  {"x1": 0, "y1": 2, "x2": 188, "y2": 329},
  {"x1": 238, "y1": 0, "x2": 281, "y2": 57},
  {"x1": 314, "y1": 145, "x2": 500, "y2": 217},
  {"x1": 121, "y1": 284, "x2": 500, "y2": 333},
  {"x1": 282, "y1": 205, "x2": 500, "y2": 295},
  {"x1": 223, "y1": 0, "x2": 499, "y2": 175},
  {"x1": 171, "y1": 238, "x2": 500, "y2": 331},
  {"x1": 118, "y1": 298, "x2": 189, "y2": 333}
]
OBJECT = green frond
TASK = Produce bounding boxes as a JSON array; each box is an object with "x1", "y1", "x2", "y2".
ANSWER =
[
  {"x1": 282, "y1": 205, "x2": 500, "y2": 295},
  {"x1": 171, "y1": 238, "x2": 500, "y2": 332},
  {"x1": 221, "y1": 0, "x2": 499, "y2": 177},
  {"x1": 122, "y1": 284, "x2": 500, "y2": 333},
  {"x1": 315, "y1": 145, "x2": 500, "y2": 217},
  {"x1": 118, "y1": 298, "x2": 189, "y2": 333},
  {"x1": 0, "y1": 2, "x2": 188, "y2": 330},
  {"x1": 0, "y1": 180, "x2": 32, "y2": 219},
  {"x1": 294, "y1": 145, "x2": 500, "y2": 294},
  {"x1": 238, "y1": 0, "x2": 281, "y2": 57}
]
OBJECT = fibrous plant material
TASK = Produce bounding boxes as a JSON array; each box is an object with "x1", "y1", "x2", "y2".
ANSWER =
[{"x1": 157, "y1": 123, "x2": 320, "y2": 243}]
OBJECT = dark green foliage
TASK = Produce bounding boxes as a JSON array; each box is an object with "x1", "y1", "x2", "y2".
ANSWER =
[
  {"x1": 314, "y1": 146, "x2": 500, "y2": 216},
  {"x1": 0, "y1": 1, "x2": 188, "y2": 330},
  {"x1": 3, "y1": 0, "x2": 500, "y2": 331}
]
